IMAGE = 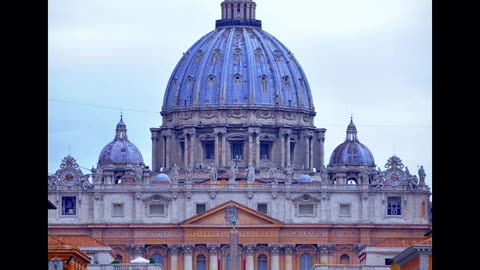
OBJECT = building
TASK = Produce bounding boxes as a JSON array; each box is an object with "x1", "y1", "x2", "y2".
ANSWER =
[
  {"x1": 48, "y1": 235, "x2": 91, "y2": 270},
  {"x1": 390, "y1": 233, "x2": 432, "y2": 270},
  {"x1": 48, "y1": 1, "x2": 431, "y2": 269}
]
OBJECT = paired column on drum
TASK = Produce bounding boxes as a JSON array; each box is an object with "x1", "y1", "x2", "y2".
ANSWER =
[
  {"x1": 214, "y1": 127, "x2": 227, "y2": 167},
  {"x1": 248, "y1": 127, "x2": 260, "y2": 166},
  {"x1": 183, "y1": 128, "x2": 196, "y2": 168},
  {"x1": 304, "y1": 131, "x2": 314, "y2": 170},
  {"x1": 280, "y1": 128, "x2": 292, "y2": 168}
]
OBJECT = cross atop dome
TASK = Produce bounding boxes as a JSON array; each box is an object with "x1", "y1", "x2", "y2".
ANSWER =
[{"x1": 217, "y1": 0, "x2": 261, "y2": 28}]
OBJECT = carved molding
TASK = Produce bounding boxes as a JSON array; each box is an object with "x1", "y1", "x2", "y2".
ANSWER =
[
  {"x1": 256, "y1": 111, "x2": 274, "y2": 119},
  {"x1": 199, "y1": 111, "x2": 217, "y2": 119},
  {"x1": 227, "y1": 110, "x2": 247, "y2": 118}
]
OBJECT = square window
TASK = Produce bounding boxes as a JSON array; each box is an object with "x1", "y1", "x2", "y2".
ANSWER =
[
  {"x1": 150, "y1": 204, "x2": 165, "y2": 216},
  {"x1": 62, "y1": 197, "x2": 76, "y2": 216},
  {"x1": 112, "y1": 203, "x2": 124, "y2": 217},
  {"x1": 260, "y1": 143, "x2": 270, "y2": 160},
  {"x1": 299, "y1": 204, "x2": 314, "y2": 215},
  {"x1": 196, "y1": 203, "x2": 206, "y2": 215},
  {"x1": 339, "y1": 204, "x2": 351, "y2": 217},
  {"x1": 205, "y1": 142, "x2": 215, "y2": 160},
  {"x1": 387, "y1": 197, "x2": 402, "y2": 216},
  {"x1": 232, "y1": 143, "x2": 243, "y2": 160},
  {"x1": 257, "y1": 203, "x2": 268, "y2": 215}
]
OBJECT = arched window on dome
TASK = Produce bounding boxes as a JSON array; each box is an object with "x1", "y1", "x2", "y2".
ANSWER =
[
  {"x1": 347, "y1": 178, "x2": 357, "y2": 185},
  {"x1": 197, "y1": 254, "x2": 206, "y2": 270},
  {"x1": 340, "y1": 254, "x2": 350, "y2": 264},
  {"x1": 258, "y1": 254, "x2": 267, "y2": 270},
  {"x1": 300, "y1": 253, "x2": 313, "y2": 270},
  {"x1": 150, "y1": 253, "x2": 164, "y2": 266}
]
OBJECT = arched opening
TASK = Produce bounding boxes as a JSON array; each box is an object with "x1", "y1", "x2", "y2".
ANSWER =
[
  {"x1": 115, "y1": 254, "x2": 123, "y2": 263},
  {"x1": 197, "y1": 254, "x2": 206, "y2": 270},
  {"x1": 150, "y1": 253, "x2": 164, "y2": 265},
  {"x1": 300, "y1": 253, "x2": 313, "y2": 270},
  {"x1": 258, "y1": 254, "x2": 267, "y2": 270},
  {"x1": 115, "y1": 175, "x2": 122, "y2": 184},
  {"x1": 340, "y1": 254, "x2": 350, "y2": 264},
  {"x1": 347, "y1": 178, "x2": 357, "y2": 185}
]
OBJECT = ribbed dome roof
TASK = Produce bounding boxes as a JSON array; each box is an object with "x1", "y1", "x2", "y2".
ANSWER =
[
  {"x1": 162, "y1": 0, "x2": 314, "y2": 113},
  {"x1": 98, "y1": 116, "x2": 144, "y2": 165},
  {"x1": 329, "y1": 118, "x2": 375, "y2": 167}
]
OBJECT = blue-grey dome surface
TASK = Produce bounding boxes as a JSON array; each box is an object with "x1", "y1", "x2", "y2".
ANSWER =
[
  {"x1": 98, "y1": 117, "x2": 144, "y2": 165},
  {"x1": 298, "y1": 175, "x2": 313, "y2": 183},
  {"x1": 162, "y1": 27, "x2": 315, "y2": 112},
  {"x1": 153, "y1": 173, "x2": 171, "y2": 183},
  {"x1": 329, "y1": 142, "x2": 375, "y2": 167},
  {"x1": 328, "y1": 118, "x2": 375, "y2": 167}
]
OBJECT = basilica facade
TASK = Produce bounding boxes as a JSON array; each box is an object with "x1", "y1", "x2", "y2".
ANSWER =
[{"x1": 48, "y1": 1, "x2": 431, "y2": 269}]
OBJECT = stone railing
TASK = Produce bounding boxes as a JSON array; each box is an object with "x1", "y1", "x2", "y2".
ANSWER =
[
  {"x1": 311, "y1": 265, "x2": 390, "y2": 270},
  {"x1": 88, "y1": 264, "x2": 163, "y2": 270}
]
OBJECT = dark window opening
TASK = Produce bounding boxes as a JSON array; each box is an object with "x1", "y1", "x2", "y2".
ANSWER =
[
  {"x1": 197, "y1": 255, "x2": 206, "y2": 270},
  {"x1": 257, "y1": 203, "x2": 268, "y2": 214},
  {"x1": 290, "y1": 141, "x2": 295, "y2": 162},
  {"x1": 232, "y1": 143, "x2": 243, "y2": 160},
  {"x1": 385, "y1": 258, "x2": 392, "y2": 265},
  {"x1": 387, "y1": 197, "x2": 402, "y2": 216},
  {"x1": 62, "y1": 196, "x2": 76, "y2": 216},
  {"x1": 205, "y1": 142, "x2": 215, "y2": 160},
  {"x1": 180, "y1": 142, "x2": 185, "y2": 163},
  {"x1": 196, "y1": 203, "x2": 206, "y2": 215},
  {"x1": 340, "y1": 254, "x2": 350, "y2": 264},
  {"x1": 260, "y1": 143, "x2": 270, "y2": 160},
  {"x1": 258, "y1": 255, "x2": 267, "y2": 270}
]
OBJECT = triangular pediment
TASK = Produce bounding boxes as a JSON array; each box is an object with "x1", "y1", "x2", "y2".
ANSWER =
[{"x1": 181, "y1": 200, "x2": 283, "y2": 227}]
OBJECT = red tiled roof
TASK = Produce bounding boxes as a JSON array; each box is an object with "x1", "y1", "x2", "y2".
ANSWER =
[
  {"x1": 48, "y1": 235, "x2": 67, "y2": 245},
  {"x1": 416, "y1": 237, "x2": 432, "y2": 246},
  {"x1": 51, "y1": 235, "x2": 109, "y2": 248},
  {"x1": 372, "y1": 238, "x2": 427, "y2": 248}
]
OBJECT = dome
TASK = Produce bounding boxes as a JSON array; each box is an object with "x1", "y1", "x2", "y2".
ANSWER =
[
  {"x1": 153, "y1": 173, "x2": 171, "y2": 183},
  {"x1": 98, "y1": 116, "x2": 144, "y2": 165},
  {"x1": 298, "y1": 175, "x2": 312, "y2": 183},
  {"x1": 329, "y1": 118, "x2": 375, "y2": 167},
  {"x1": 162, "y1": 0, "x2": 314, "y2": 113}
]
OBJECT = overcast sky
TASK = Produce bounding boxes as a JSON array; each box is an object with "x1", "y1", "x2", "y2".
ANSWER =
[{"x1": 48, "y1": 0, "x2": 432, "y2": 190}]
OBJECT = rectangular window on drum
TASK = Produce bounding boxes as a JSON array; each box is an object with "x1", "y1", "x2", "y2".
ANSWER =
[
  {"x1": 232, "y1": 143, "x2": 243, "y2": 160},
  {"x1": 205, "y1": 142, "x2": 215, "y2": 160},
  {"x1": 260, "y1": 143, "x2": 270, "y2": 160}
]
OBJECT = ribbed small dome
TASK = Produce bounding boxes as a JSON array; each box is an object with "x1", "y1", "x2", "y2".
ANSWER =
[
  {"x1": 329, "y1": 118, "x2": 375, "y2": 167},
  {"x1": 98, "y1": 117, "x2": 144, "y2": 165},
  {"x1": 153, "y1": 173, "x2": 171, "y2": 183},
  {"x1": 298, "y1": 175, "x2": 312, "y2": 183}
]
